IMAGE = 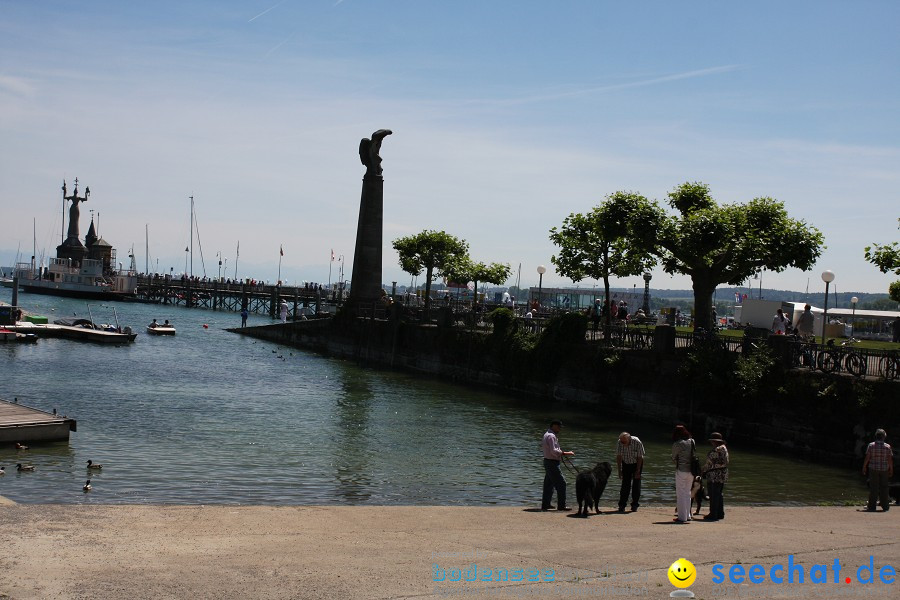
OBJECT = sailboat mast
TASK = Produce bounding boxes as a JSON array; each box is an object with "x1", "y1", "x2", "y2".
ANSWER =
[
  {"x1": 190, "y1": 194, "x2": 194, "y2": 278},
  {"x1": 234, "y1": 240, "x2": 239, "y2": 281},
  {"x1": 145, "y1": 224, "x2": 149, "y2": 275}
]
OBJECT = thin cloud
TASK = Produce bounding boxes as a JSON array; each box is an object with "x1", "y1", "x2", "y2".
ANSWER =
[
  {"x1": 0, "y1": 75, "x2": 36, "y2": 96},
  {"x1": 477, "y1": 65, "x2": 741, "y2": 106}
]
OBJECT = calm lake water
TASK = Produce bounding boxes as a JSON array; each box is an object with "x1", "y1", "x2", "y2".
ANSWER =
[{"x1": 0, "y1": 290, "x2": 865, "y2": 506}]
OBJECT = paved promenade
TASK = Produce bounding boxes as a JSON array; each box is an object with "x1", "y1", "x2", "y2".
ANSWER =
[{"x1": 0, "y1": 503, "x2": 896, "y2": 599}]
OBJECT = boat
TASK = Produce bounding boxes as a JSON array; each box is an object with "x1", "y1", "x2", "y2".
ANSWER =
[
  {"x1": 15, "y1": 179, "x2": 137, "y2": 300},
  {"x1": 146, "y1": 323, "x2": 176, "y2": 335}
]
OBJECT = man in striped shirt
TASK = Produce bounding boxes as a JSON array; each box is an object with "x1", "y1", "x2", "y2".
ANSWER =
[
  {"x1": 862, "y1": 428, "x2": 894, "y2": 512},
  {"x1": 616, "y1": 432, "x2": 645, "y2": 513}
]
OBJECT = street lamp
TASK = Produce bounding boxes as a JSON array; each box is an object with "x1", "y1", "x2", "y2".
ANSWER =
[
  {"x1": 850, "y1": 296, "x2": 859, "y2": 338},
  {"x1": 642, "y1": 272, "x2": 652, "y2": 315},
  {"x1": 536, "y1": 265, "x2": 546, "y2": 314},
  {"x1": 217, "y1": 251, "x2": 223, "y2": 281},
  {"x1": 821, "y1": 270, "x2": 835, "y2": 345}
]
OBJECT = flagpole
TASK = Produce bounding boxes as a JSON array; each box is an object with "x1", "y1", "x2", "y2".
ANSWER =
[
  {"x1": 328, "y1": 249, "x2": 333, "y2": 290},
  {"x1": 234, "y1": 240, "x2": 240, "y2": 281},
  {"x1": 278, "y1": 246, "x2": 282, "y2": 284}
]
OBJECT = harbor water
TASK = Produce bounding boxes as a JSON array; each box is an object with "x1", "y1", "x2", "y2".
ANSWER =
[{"x1": 0, "y1": 291, "x2": 865, "y2": 506}]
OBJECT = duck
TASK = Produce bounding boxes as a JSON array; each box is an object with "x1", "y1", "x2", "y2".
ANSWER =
[
  {"x1": 15, "y1": 442, "x2": 28, "y2": 450},
  {"x1": 86, "y1": 460, "x2": 103, "y2": 470},
  {"x1": 83, "y1": 480, "x2": 92, "y2": 492},
  {"x1": 16, "y1": 463, "x2": 35, "y2": 472},
  {"x1": 0, "y1": 467, "x2": 5, "y2": 475}
]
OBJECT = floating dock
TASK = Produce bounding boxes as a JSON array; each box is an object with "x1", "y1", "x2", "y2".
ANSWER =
[
  {"x1": 3, "y1": 322, "x2": 136, "y2": 344},
  {"x1": 0, "y1": 398, "x2": 76, "y2": 443}
]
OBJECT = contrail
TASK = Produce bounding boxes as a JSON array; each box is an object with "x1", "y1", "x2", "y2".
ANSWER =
[
  {"x1": 249, "y1": 1, "x2": 284, "y2": 22},
  {"x1": 480, "y1": 65, "x2": 741, "y2": 106}
]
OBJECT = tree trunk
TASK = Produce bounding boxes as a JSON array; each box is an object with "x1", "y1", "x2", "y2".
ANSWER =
[
  {"x1": 603, "y1": 276, "x2": 611, "y2": 343},
  {"x1": 424, "y1": 266, "x2": 434, "y2": 311},
  {"x1": 692, "y1": 276, "x2": 716, "y2": 331}
]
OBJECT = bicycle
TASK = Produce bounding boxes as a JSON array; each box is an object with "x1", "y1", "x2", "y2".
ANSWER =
[
  {"x1": 878, "y1": 354, "x2": 899, "y2": 380},
  {"x1": 817, "y1": 338, "x2": 866, "y2": 377}
]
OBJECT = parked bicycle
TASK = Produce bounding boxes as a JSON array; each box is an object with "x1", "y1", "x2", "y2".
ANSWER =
[{"x1": 817, "y1": 338, "x2": 866, "y2": 377}]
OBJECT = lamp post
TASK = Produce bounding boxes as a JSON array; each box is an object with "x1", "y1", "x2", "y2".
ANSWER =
[
  {"x1": 850, "y1": 296, "x2": 859, "y2": 338},
  {"x1": 642, "y1": 272, "x2": 652, "y2": 315},
  {"x1": 217, "y1": 251, "x2": 223, "y2": 281},
  {"x1": 821, "y1": 270, "x2": 835, "y2": 345},
  {"x1": 536, "y1": 265, "x2": 546, "y2": 314}
]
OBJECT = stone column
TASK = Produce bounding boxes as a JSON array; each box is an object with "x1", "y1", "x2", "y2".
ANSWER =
[{"x1": 347, "y1": 174, "x2": 384, "y2": 313}]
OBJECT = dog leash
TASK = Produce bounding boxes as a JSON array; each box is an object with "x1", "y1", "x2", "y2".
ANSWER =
[{"x1": 561, "y1": 456, "x2": 581, "y2": 474}]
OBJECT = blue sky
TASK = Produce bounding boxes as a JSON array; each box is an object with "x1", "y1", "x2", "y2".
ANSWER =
[{"x1": 1, "y1": 1, "x2": 898, "y2": 295}]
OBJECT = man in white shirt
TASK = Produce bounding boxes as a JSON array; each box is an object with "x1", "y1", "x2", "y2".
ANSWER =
[{"x1": 541, "y1": 420, "x2": 575, "y2": 511}]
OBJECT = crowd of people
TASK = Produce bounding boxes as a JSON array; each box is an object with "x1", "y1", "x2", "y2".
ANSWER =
[{"x1": 539, "y1": 420, "x2": 894, "y2": 519}]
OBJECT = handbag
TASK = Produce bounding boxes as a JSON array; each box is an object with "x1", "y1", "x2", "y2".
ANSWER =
[{"x1": 690, "y1": 440, "x2": 701, "y2": 476}]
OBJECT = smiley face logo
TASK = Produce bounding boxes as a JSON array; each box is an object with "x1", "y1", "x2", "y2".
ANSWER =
[{"x1": 668, "y1": 558, "x2": 696, "y2": 588}]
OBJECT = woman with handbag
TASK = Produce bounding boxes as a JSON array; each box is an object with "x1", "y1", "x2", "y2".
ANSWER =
[
  {"x1": 671, "y1": 424, "x2": 695, "y2": 523},
  {"x1": 702, "y1": 432, "x2": 729, "y2": 521}
]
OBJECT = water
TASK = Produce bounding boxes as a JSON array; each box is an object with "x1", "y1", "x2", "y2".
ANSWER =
[{"x1": 0, "y1": 291, "x2": 865, "y2": 506}]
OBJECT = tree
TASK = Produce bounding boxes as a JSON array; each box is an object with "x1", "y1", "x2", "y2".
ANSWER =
[
  {"x1": 392, "y1": 230, "x2": 469, "y2": 311},
  {"x1": 648, "y1": 182, "x2": 825, "y2": 330},
  {"x1": 865, "y1": 218, "x2": 900, "y2": 302},
  {"x1": 549, "y1": 191, "x2": 657, "y2": 331},
  {"x1": 445, "y1": 257, "x2": 511, "y2": 311}
]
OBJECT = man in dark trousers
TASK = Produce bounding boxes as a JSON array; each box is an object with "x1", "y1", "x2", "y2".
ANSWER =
[
  {"x1": 541, "y1": 420, "x2": 575, "y2": 511},
  {"x1": 616, "y1": 432, "x2": 645, "y2": 512}
]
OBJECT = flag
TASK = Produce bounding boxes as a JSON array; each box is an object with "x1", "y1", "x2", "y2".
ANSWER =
[
  {"x1": 331, "y1": 249, "x2": 335, "y2": 262},
  {"x1": 280, "y1": 245, "x2": 284, "y2": 257}
]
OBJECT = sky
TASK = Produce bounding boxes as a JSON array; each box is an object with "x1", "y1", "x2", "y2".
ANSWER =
[{"x1": 1, "y1": 1, "x2": 898, "y2": 295}]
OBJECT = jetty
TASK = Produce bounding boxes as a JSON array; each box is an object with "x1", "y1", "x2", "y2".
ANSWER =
[
  {"x1": 3, "y1": 322, "x2": 136, "y2": 344},
  {"x1": 0, "y1": 398, "x2": 76, "y2": 443}
]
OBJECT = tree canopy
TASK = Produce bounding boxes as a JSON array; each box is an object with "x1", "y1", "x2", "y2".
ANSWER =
[
  {"x1": 549, "y1": 191, "x2": 657, "y2": 329},
  {"x1": 392, "y1": 230, "x2": 469, "y2": 310},
  {"x1": 864, "y1": 218, "x2": 900, "y2": 302},
  {"x1": 445, "y1": 257, "x2": 511, "y2": 309},
  {"x1": 648, "y1": 182, "x2": 825, "y2": 330}
]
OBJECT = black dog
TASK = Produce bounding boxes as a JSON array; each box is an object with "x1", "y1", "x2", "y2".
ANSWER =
[
  {"x1": 575, "y1": 462, "x2": 612, "y2": 517},
  {"x1": 691, "y1": 476, "x2": 707, "y2": 515},
  {"x1": 889, "y1": 483, "x2": 900, "y2": 506}
]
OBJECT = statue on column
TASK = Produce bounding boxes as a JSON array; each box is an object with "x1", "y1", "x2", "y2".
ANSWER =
[
  {"x1": 63, "y1": 178, "x2": 90, "y2": 241},
  {"x1": 358, "y1": 129, "x2": 393, "y2": 176}
]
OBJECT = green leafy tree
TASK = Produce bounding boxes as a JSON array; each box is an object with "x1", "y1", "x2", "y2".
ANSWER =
[
  {"x1": 648, "y1": 182, "x2": 825, "y2": 330},
  {"x1": 864, "y1": 218, "x2": 900, "y2": 302},
  {"x1": 445, "y1": 258, "x2": 512, "y2": 311},
  {"x1": 392, "y1": 230, "x2": 469, "y2": 310},
  {"x1": 549, "y1": 192, "x2": 657, "y2": 330}
]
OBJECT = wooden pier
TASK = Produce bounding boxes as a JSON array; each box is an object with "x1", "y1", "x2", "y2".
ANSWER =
[
  {"x1": 134, "y1": 275, "x2": 341, "y2": 318},
  {"x1": 0, "y1": 398, "x2": 76, "y2": 443}
]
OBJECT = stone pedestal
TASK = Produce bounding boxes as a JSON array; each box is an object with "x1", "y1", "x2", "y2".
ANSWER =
[{"x1": 347, "y1": 174, "x2": 384, "y2": 313}]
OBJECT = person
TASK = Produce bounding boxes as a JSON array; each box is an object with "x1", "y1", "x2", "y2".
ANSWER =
[
  {"x1": 892, "y1": 316, "x2": 900, "y2": 343},
  {"x1": 163, "y1": 320, "x2": 171, "y2": 328},
  {"x1": 615, "y1": 432, "x2": 645, "y2": 513},
  {"x1": 240, "y1": 307, "x2": 249, "y2": 328},
  {"x1": 701, "y1": 432, "x2": 729, "y2": 521},
  {"x1": 796, "y1": 304, "x2": 815, "y2": 338},
  {"x1": 149, "y1": 318, "x2": 158, "y2": 328},
  {"x1": 279, "y1": 300, "x2": 289, "y2": 323},
  {"x1": 541, "y1": 420, "x2": 575, "y2": 511},
  {"x1": 592, "y1": 299, "x2": 602, "y2": 333},
  {"x1": 771, "y1": 308, "x2": 788, "y2": 334},
  {"x1": 671, "y1": 424, "x2": 695, "y2": 523},
  {"x1": 862, "y1": 429, "x2": 893, "y2": 512}
]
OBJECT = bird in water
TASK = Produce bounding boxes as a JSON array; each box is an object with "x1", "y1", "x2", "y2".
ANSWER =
[
  {"x1": 0, "y1": 467, "x2": 5, "y2": 475},
  {"x1": 15, "y1": 442, "x2": 28, "y2": 450},
  {"x1": 86, "y1": 460, "x2": 103, "y2": 470},
  {"x1": 83, "y1": 480, "x2": 92, "y2": 492},
  {"x1": 16, "y1": 463, "x2": 35, "y2": 472}
]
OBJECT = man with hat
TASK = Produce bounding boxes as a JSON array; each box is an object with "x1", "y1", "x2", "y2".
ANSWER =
[
  {"x1": 541, "y1": 420, "x2": 575, "y2": 511},
  {"x1": 701, "y1": 432, "x2": 729, "y2": 521}
]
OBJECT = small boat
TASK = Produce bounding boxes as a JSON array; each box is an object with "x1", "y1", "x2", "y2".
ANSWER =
[{"x1": 146, "y1": 323, "x2": 176, "y2": 335}]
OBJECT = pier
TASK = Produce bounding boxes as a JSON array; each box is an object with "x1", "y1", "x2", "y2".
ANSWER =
[
  {"x1": 134, "y1": 275, "x2": 341, "y2": 318},
  {"x1": 0, "y1": 398, "x2": 76, "y2": 443}
]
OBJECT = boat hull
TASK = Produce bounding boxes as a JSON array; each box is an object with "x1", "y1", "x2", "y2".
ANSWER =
[
  {"x1": 20, "y1": 282, "x2": 134, "y2": 301},
  {"x1": 146, "y1": 326, "x2": 176, "y2": 336}
]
